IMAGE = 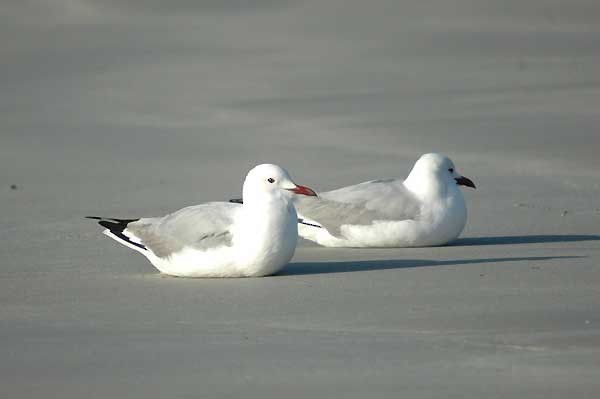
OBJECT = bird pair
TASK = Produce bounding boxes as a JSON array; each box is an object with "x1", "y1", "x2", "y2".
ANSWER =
[{"x1": 88, "y1": 153, "x2": 475, "y2": 278}]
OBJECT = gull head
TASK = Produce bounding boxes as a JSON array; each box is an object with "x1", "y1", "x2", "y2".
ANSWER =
[
  {"x1": 243, "y1": 164, "x2": 317, "y2": 202},
  {"x1": 406, "y1": 153, "x2": 476, "y2": 194}
]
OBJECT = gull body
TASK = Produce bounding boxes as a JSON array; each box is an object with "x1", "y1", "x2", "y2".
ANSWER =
[
  {"x1": 294, "y1": 153, "x2": 475, "y2": 248},
  {"x1": 89, "y1": 164, "x2": 316, "y2": 277}
]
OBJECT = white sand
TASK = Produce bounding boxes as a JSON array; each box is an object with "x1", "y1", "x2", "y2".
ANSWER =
[{"x1": 1, "y1": 1, "x2": 600, "y2": 397}]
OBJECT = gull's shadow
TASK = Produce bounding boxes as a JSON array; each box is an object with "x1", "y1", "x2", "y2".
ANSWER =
[
  {"x1": 279, "y1": 256, "x2": 582, "y2": 276},
  {"x1": 453, "y1": 235, "x2": 600, "y2": 246}
]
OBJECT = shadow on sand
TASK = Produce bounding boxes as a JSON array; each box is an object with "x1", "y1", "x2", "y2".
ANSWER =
[
  {"x1": 279, "y1": 256, "x2": 583, "y2": 276},
  {"x1": 453, "y1": 235, "x2": 600, "y2": 246}
]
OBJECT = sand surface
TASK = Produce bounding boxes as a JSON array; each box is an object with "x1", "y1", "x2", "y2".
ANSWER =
[{"x1": 1, "y1": 1, "x2": 600, "y2": 397}]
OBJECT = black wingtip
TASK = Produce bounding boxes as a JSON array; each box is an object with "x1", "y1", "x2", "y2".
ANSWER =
[
  {"x1": 85, "y1": 216, "x2": 139, "y2": 224},
  {"x1": 85, "y1": 216, "x2": 140, "y2": 234},
  {"x1": 92, "y1": 217, "x2": 146, "y2": 251},
  {"x1": 92, "y1": 218, "x2": 140, "y2": 231},
  {"x1": 298, "y1": 218, "x2": 323, "y2": 228},
  {"x1": 229, "y1": 198, "x2": 243, "y2": 204}
]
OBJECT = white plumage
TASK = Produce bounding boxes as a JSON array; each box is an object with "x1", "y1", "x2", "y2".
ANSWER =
[
  {"x1": 90, "y1": 164, "x2": 317, "y2": 277},
  {"x1": 294, "y1": 153, "x2": 476, "y2": 247}
]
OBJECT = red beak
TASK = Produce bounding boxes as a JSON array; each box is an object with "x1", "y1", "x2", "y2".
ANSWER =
[{"x1": 288, "y1": 185, "x2": 318, "y2": 196}]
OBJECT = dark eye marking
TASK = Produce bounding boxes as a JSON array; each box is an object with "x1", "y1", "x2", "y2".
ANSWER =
[
  {"x1": 267, "y1": 178, "x2": 275, "y2": 183},
  {"x1": 448, "y1": 168, "x2": 454, "y2": 173}
]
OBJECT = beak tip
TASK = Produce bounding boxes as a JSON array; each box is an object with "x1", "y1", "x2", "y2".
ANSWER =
[
  {"x1": 290, "y1": 185, "x2": 318, "y2": 197},
  {"x1": 455, "y1": 176, "x2": 476, "y2": 189}
]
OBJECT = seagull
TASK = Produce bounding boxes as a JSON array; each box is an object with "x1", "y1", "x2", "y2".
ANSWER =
[
  {"x1": 87, "y1": 164, "x2": 317, "y2": 277},
  {"x1": 231, "y1": 153, "x2": 475, "y2": 247},
  {"x1": 294, "y1": 153, "x2": 475, "y2": 247}
]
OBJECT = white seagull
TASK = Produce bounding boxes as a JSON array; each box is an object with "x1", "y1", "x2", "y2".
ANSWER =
[
  {"x1": 88, "y1": 164, "x2": 317, "y2": 277},
  {"x1": 292, "y1": 153, "x2": 476, "y2": 247}
]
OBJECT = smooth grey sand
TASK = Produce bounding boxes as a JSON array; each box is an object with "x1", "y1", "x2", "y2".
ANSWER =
[{"x1": 1, "y1": 1, "x2": 600, "y2": 397}]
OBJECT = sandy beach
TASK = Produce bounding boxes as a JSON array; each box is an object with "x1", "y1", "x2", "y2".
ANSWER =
[{"x1": 1, "y1": 1, "x2": 600, "y2": 397}]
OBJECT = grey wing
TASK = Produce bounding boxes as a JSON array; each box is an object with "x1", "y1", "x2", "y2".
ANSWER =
[
  {"x1": 294, "y1": 179, "x2": 422, "y2": 236},
  {"x1": 125, "y1": 202, "x2": 240, "y2": 258},
  {"x1": 294, "y1": 196, "x2": 387, "y2": 235},
  {"x1": 322, "y1": 179, "x2": 421, "y2": 218}
]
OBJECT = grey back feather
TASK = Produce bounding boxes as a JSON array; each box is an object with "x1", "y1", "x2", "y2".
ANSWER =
[
  {"x1": 294, "y1": 179, "x2": 421, "y2": 236},
  {"x1": 126, "y1": 202, "x2": 240, "y2": 258}
]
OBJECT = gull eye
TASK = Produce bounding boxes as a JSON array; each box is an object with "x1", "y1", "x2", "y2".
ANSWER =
[
  {"x1": 448, "y1": 168, "x2": 454, "y2": 173},
  {"x1": 267, "y1": 178, "x2": 275, "y2": 183}
]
